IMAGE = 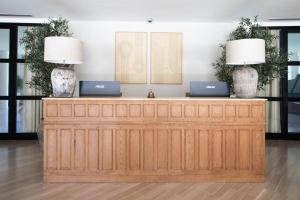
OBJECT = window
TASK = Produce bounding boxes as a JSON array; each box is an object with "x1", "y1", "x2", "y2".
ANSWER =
[
  {"x1": 0, "y1": 23, "x2": 43, "y2": 139},
  {"x1": 286, "y1": 30, "x2": 300, "y2": 135},
  {"x1": 263, "y1": 26, "x2": 300, "y2": 139}
]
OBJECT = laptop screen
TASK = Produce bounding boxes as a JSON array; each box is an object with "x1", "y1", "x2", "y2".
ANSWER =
[
  {"x1": 189, "y1": 81, "x2": 230, "y2": 97},
  {"x1": 79, "y1": 81, "x2": 121, "y2": 97}
]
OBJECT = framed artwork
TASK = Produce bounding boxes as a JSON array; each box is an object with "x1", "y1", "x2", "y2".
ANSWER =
[
  {"x1": 150, "y1": 32, "x2": 182, "y2": 84},
  {"x1": 115, "y1": 32, "x2": 147, "y2": 83}
]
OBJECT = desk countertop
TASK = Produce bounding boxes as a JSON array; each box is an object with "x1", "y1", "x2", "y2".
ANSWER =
[{"x1": 43, "y1": 97, "x2": 267, "y2": 101}]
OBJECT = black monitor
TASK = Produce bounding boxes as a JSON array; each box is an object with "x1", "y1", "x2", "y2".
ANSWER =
[
  {"x1": 189, "y1": 81, "x2": 230, "y2": 97},
  {"x1": 79, "y1": 81, "x2": 121, "y2": 97}
]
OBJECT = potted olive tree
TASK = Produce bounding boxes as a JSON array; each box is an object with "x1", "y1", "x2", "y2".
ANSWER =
[
  {"x1": 214, "y1": 16, "x2": 287, "y2": 95},
  {"x1": 21, "y1": 18, "x2": 71, "y2": 148},
  {"x1": 21, "y1": 17, "x2": 71, "y2": 96}
]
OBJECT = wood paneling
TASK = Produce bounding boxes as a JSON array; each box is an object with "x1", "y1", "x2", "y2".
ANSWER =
[
  {"x1": 143, "y1": 104, "x2": 155, "y2": 117},
  {"x1": 211, "y1": 105, "x2": 223, "y2": 119},
  {"x1": 87, "y1": 129, "x2": 99, "y2": 170},
  {"x1": 185, "y1": 129, "x2": 195, "y2": 170},
  {"x1": 198, "y1": 104, "x2": 209, "y2": 118},
  {"x1": 60, "y1": 104, "x2": 72, "y2": 117},
  {"x1": 238, "y1": 129, "x2": 251, "y2": 170},
  {"x1": 170, "y1": 104, "x2": 182, "y2": 118},
  {"x1": 45, "y1": 129, "x2": 57, "y2": 170},
  {"x1": 46, "y1": 104, "x2": 58, "y2": 117},
  {"x1": 115, "y1": 129, "x2": 126, "y2": 170},
  {"x1": 157, "y1": 104, "x2": 168, "y2": 118},
  {"x1": 44, "y1": 99, "x2": 266, "y2": 124},
  {"x1": 238, "y1": 105, "x2": 250, "y2": 118},
  {"x1": 157, "y1": 129, "x2": 168, "y2": 170},
  {"x1": 60, "y1": 129, "x2": 72, "y2": 170},
  {"x1": 102, "y1": 129, "x2": 113, "y2": 170},
  {"x1": 116, "y1": 104, "x2": 128, "y2": 117},
  {"x1": 184, "y1": 104, "x2": 196, "y2": 118},
  {"x1": 171, "y1": 129, "x2": 182, "y2": 170},
  {"x1": 225, "y1": 105, "x2": 236, "y2": 120},
  {"x1": 252, "y1": 105, "x2": 264, "y2": 119},
  {"x1": 129, "y1": 104, "x2": 141, "y2": 117},
  {"x1": 212, "y1": 130, "x2": 223, "y2": 170},
  {"x1": 88, "y1": 104, "x2": 99, "y2": 117},
  {"x1": 44, "y1": 98, "x2": 266, "y2": 182},
  {"x1": 74, "y1": 129, "x2": 86, "y2": 170},
  {"x1": 198, "y1": 130, "x2": 209, "y2": 170},
  {"x1": 102, "y1": 104, "x2": 114, "y2": 117},
  {"x1": 225, "y1": 129, "x2": 236, "y2": 170},
  {"x1": 143, "y1": 129, "x2": 155, "y2": 170},
  {"x1": 129, "y1": 129, "x2": 140, "y2": 170},
  {"x1": 74, "y1": 105, "x2": 86, "y2": 117},
  {"x1": 252, "y1": 128, "x2": 265, "y2": 172}
]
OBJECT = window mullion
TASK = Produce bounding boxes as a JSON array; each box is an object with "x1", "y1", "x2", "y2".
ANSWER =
[{"x1": 8, "y1": 25, "x2": 18, "y2": 136}]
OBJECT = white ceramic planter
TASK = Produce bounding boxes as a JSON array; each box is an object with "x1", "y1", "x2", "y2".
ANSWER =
[
  {"x1": 51, "y1": 66, "x2": 76, "y2": 97},
  {"x1": 233, "y1": 66, "x2": 258, "y2": 98}
]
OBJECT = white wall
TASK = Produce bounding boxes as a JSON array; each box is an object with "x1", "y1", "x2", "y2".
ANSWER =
[{"x1": 70, "y1": 21, "x2": 235, "y2": 97}]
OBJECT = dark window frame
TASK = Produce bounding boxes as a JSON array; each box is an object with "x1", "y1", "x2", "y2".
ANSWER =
[
  {"x1": 0, "y1": 23, "x2": 44, "y2": 140},
  {"x1": 263, "y1": 26, "x2": 300, "y2": 140}
]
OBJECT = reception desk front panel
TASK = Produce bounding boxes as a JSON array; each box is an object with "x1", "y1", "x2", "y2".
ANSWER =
[{"x1": 43, "y1": 98, "x2": 266, "y2": 182}]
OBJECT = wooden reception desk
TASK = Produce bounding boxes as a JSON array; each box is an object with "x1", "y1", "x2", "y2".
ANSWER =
[{"x1": 43, "y1": 97, "x2": 266, "y2": 182}]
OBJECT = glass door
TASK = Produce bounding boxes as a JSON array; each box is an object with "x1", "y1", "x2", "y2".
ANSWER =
[
  {"x1": 0, "y1": 28, "x2": 10, "y2": 135},
  {"x1": 16, "y1": 26, "x2": 43, "y2": 135},
  {"x1": 287, "y1": 31, "x2": 300, "y2": 134},
  {"x1": 0, "y1": 23, "x2": 43, "y2": 139}
]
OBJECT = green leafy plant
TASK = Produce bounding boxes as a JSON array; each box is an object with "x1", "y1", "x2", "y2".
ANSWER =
[
  {"x1": 213, "y1": 16, "x2": 287, "y2": 91},
  {"x1": 21, "y1": 18, "x2": 71, "y2": 96}
]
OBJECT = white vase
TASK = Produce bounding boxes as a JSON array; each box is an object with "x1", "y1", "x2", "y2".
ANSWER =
[
  {"x1": 233, "y1": 66, "x2": 258, "y2": 98},
  {"x1": 51, "y1": 66, "x2": 76, "y2": 97}
]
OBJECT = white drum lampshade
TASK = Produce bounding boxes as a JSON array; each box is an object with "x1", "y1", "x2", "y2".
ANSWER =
[
  {"x1": 44, "y1": 36, "x2": 83, "y2": 64},
  {"x1": 226, "y1": 39, "x2": 265, "y2": 65},
  {"x1": 44, "y1": 36, "x2": 84, "y2": 98},
  {"x1": 225, "y1": 39, "x2": 265, "y2": 98}
]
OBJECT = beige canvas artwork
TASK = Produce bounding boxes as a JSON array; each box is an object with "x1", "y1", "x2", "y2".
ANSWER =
[
  {"x1": 115, "y1": 32, "x2": 147, "y2": 83},
  {"x1": 150, "y1": 32, "x2": 182, "y2": 84}
]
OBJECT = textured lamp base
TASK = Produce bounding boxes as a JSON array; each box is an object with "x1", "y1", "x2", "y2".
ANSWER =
[
  {"x1": 233, "y1": 66, "x2": 258, "y2": 98},
  {"x1": 51, "y1": 66, "x2": 76, "y2": 98}
]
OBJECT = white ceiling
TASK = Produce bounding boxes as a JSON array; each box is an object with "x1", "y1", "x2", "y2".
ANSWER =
[{"x1": 1, "y1": 0, "x2": 300, "y2": 22}]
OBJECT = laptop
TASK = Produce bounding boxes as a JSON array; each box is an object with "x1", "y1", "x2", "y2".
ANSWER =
[
  {"x1": 189, "y1": 81, "x2": 230, "y2": 97},
  {"x1": 79, "y1": 81, "x2": 121, "y2": 97}
]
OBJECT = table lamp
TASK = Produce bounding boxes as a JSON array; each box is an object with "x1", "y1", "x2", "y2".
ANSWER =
[
  {"x1": 226, "y1": 39, "x2": 265, "y2": 98},
  {"x1": 44, "y1": 36, "x2": 83, "y2": 97}
]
